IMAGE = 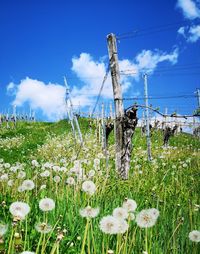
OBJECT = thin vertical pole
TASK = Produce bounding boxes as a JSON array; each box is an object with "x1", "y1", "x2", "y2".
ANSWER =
[
  {"x1": 107, "y1": 33, "x2": 125, "y2": 177},
  {"x1": 143, "y1": 73, "x2": 152, "y2": 161},
  {"x1": 196, "y1": 89, "x2": 200, "y2": 108}
]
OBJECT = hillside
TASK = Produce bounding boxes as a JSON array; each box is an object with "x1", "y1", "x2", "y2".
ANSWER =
[{"x1": 0, "y1": 119, "x2": 199, "y2": 254}]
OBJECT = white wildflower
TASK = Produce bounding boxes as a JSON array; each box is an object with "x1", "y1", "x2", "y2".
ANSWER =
[
  {"x1": 4, "y1": 163, "x2": 10, "y2": 169},
  {"x1": 117, "y1": 219, "x2": 129, "y2": 234},
  {"x1": 31, "y1": 160, "x2": 39, "y2": 167},
  {"x1": 0, "y1": 223, "x2": 8, "y2": 236},
  {"x1": 122, "y1": 199, "x2": 137, "y2": 212},
  {"x1": 7, "y1": 179, "x2": 14, "y2": 186},
  {"x1": 148, "y1": 208, "x2": 160, "y2": 220},
  {"x1": 53, "y1": 175, "x2": 61, "y2": 183},
  {"x1": 82, "y1": 180, "x2": 96, "y2": 195},
  {"x1": 99, "y1": 215, "x2": 120, "y2": 234},
  {"x1": 80, "y1": 206, "x2": 99, "y2": 218},
  {"x1": 22, "y1": 180, "x2": 35, "y2": 190},
  {"x1": 113, "y1": 207, "x2": 128, "y2": 220},
  {"x1": 189, "y1": 230, "x2": 200, "y2": 242},
  {"x1": 0, "y1": 174, "x2": 8, "y2": 182},
  {"x1": 66, "y1": 177, "x2": 75, "y2": 185},
  {"x1": 39, "y1": 198, "x2": 55, "y2": 212},
  {"x1": 136, "y1": 209, "x2": 157, "y2": 228},
  {"x1": 40, "y1": 170, "x2": 50, "y2": 177},
  {"x1": 35, "y1": 222, "x2": 52, "y2": 234},
  {"x1": 17, "y1": 171, "x2": 26, "y2": 179},
  {"x1": 9, "y1": 201, "x2": 30, "y2": 220},
  {"x1": 18, "y1": 185, "x2": 25, "y2": 192},
  {"x1": 88, "y1": 170, "x2": 96, "y2": 177}
]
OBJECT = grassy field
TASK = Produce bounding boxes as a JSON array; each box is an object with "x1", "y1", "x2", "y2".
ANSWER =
[{"x1": 0, "y1": 119, "x2": 199, "y2": 254}]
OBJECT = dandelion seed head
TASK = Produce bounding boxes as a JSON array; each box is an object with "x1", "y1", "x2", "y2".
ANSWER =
[
  {"x1": 22, "y1": 180, "x2": 35, "y2": 190},
  {"x1": 66, "y1": 177, "x2": 75, "y2": 185},
  {"x1": 148, "y1": 208, "x2": 160, "y2": 220},
  {"x1": 9, "y1": 201, "x2": 30, "y2": 220},
  {"x1": 122, "y1": 199, "x2": 137, "y2": 212},
  {"x1": 35, "y1": 222, "x2": 52, "y2": 234},
  {"x1": 80, "y1": 206, "x2": 99, "y2": 218},
  {"x1": 113, "y1": 207, "x2": 128, "y2": 220},
  {"x1": 99, "y1": 216, "x2": 120, "y2": 234},
  {"x1": 136, "y1": 209, "x2": 157, "y2": 228},
  {"x1": 39, "y1": 198, "x2": 55, "y2": 212},
  {"x1": 117, "y1": 219, "x2": 129, "y2": 234},
  {"x1": 82, "y1": 180, "x2": 96, "y2": 195},
  {"x1": 0, "y1": 223, "x2": 8, "y2": 236},
  {"x1": 189, "y1": 230, "x2": 200, "y2": 242},
  {"x1": 53, "y1": 175, "x2": 61, "y2": 183}
]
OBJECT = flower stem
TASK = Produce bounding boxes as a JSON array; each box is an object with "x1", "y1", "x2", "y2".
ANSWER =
[{"x1": 80, "y1": 219, "x2": 89, "y2": 254}]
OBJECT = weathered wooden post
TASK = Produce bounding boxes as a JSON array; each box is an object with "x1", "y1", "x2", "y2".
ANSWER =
[
  {"x1": 107, "y1": 33, "x2": 125, "y2": 178},
  {"x1": 107, "y1": 33, "x2": 138, "y2": 179}
]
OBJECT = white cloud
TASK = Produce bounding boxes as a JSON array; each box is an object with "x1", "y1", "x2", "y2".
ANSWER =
[
  {"x1": 8, "y1": 49, "x2": 179, "y2": 121},
  {"x1": 6, "y1": 82, "x2": 17, "y2": 95},
  {"x1": 178, "y1": 26, "x2": 186, "y2": 36},
  {"x1": 135, "y1": 48, "x2": 178, "y2": 73},
  {"x1": 177, "y1": 0, "x2": 200, "y2": 19},
  {"x1": 70, "y1": 53, "x2": 135, "y2": 106},
  {"x1": 71, "y1": 49, "x2": 178, "y2": 104},
  {"x1": 10, "y1": 77, "x2": 66, "y2": 121},
  {"x1": 178, "y1": 24, "x2": 200, "y2": 42},
  {"x1": 188, "y1": 24, "x2": 200, "y2": 41}
]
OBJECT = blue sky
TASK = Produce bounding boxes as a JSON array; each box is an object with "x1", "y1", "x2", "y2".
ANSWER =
[{"x1": 0, "y1": 0, "x2": 200, "y2": 121}]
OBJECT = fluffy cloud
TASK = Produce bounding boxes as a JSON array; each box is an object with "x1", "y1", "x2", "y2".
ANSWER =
[
  {"x1": 9, "y1": 77, "x2": 66, "y2": 121},
  {"x1": 71, "y1": 49, "x2": 178, "y2": 104},
  {"x1": 135, "y1": 48, "x2": 178, "y2": 72},
  {"x1": 178, "y1": 24, "x2": 200, "y2": 42},
  {"x1": 71, "y1": 53, "x2": 137, "y2": 105},
  {"x1": 177, "y1": 0, "x2": 200, "y2": 19},
  {"x1": 8, "y1": 48, "x2": 178, "y2": 121},
  {"x1": 188, "y1": 24, "x2": 200, "y2": 41}
]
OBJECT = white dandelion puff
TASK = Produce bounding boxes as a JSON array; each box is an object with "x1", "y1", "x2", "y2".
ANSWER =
[
  {"x1": 9, "y1": 201, "x2": 30, "y2": 220},
  {"x1": 122, "y1": 199, "x2": 137, "y2": 212},
  {"x1": 17, "y1": 171, "x2": 26, "y2": 179},
  {"x1": 113, "y1": 207, "x2": 128, "y2": 220},
  {"x1": 31, "y1": 160, "x2": 39, "y2": 167},
  {"x1": 53, "y1": 175, "x2": 61, "y2": 183},
  {"x1": 82, "y1": 180, "x2": 96, "y2": 195},
  {"x1": 18, "y1": 185, "x2": 25, "y2": 193},
  {"x1": 0, "y1": 223, "x2": 8, "y2": 236},
  {"x1": 117, "y1": 219, "x2": 129, "y2": 234},
  {"x1": 66, "y1": 177, "x2": 75, "y2": 185},
  {"x1": 35, "y1": 222, "x2": 52, "y2": 234},
  {"x1": 189, "y1": 230, "x2": 200, "y2": 242},
  {"x1": 99, "y1": 215, "x2": 120, "y2": 234},
  {"x1": 136, "y1": 209, "x2": 157, "y2": 228},
  {"x1": 80, "y1": 206, "x2": 99, "y2": 218},
  {"x1": 22, "y1": 180, "x2": 35, "y2": 190},
  {"x1": 148, "y1": 208, "x2": 160, "y2": 220},
  {"x1": 40, "y1": 170, "x2": 50, "y2": 177},
  {"x1": 39, "y1": 198, "x2": 55, "y2": 212}
]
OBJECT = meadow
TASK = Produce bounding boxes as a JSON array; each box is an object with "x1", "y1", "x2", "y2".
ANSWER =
[{"x1": 0, "y1": 119, "x2": 199, "y2": 254}]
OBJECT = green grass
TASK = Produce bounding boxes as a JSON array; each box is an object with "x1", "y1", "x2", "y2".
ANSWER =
[{"x1": 0, "y1": 119, "x2": 199, "y2": 254}]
